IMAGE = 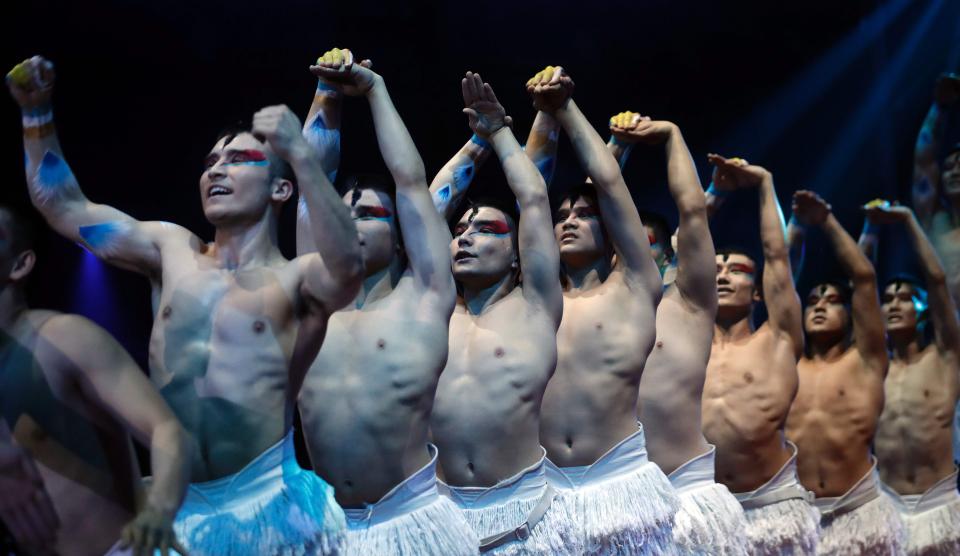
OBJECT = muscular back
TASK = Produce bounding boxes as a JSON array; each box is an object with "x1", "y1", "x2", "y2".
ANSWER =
[
  {"x1": 876, "y1": 346, "x2": 959, "y2": 494},
  {"x1": 638, "y1": 285, "x2": 714, "y2": 474},
  {"x1": 299, "y1": 274, "x2": 450, "y2": 506},
  {"x1": 703, "y1": 325, "x2": 799, "y2": 492},
  {"x1": 148, "y1": 233, "x2": 322, "y2": 481},
  {"x1": 0, "y1": 311, "x2": 138, "y2": 555},
  {"x1": 432, "y1": 289, "x2": 558, "y2": 487},
  {"x1": 540, "y1": 269, "x2": 656, "y2": 467},
  {"x1": 786, "y1": 349, "x2": 884, "y2": 497}
]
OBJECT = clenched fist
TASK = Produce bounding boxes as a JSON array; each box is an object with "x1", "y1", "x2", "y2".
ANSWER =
[
  {"x1": 791, "y1": 190, "x2": 831, "y2": 227},
  {"x1": 252, "y1": 105, "x2": 308, "y2": 161},
  {"x1": 6, "y1": 56, "x2": 55, "y2": 110},
  {"x1": 526, "y1": 65, "x2": 574, "y2": 113},
  {"x1": 309, "y1": 48, "x2": 378, "y2": 97},
  {"x1": 609, "y1": 111, "x2": 676, "y2": 145}
]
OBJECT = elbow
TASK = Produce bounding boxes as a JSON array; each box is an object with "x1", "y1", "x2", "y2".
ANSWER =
[
  {"x1": 926, "y1": 267, "x2": 948, "y2": 286},
  {"x1": 155, "y1": 418, "x2": 192, "y2": 460},
  {"x1": 516, "y1": 186, "x2": 549, "y2": 208}
]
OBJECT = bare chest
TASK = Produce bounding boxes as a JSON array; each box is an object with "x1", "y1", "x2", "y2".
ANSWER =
[{"x1": 788, "y1": 356, "x2": 883, "y2": 438}]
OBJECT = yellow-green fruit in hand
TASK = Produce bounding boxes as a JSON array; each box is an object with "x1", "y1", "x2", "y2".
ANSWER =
[{"x1": 6, "y1": 62, "x2": 32, "y2": 87}]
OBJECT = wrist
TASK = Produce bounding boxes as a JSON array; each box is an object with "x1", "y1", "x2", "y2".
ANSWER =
[
  {"x1": 610, "y1": 135, "x2": 636, "y2": 149},
  {"x1": 861, "y1": 220, "x2": 880, "y2": 236},
  {"x1": 706, "y1": 182, "x2": 731, "y2": 199},
  {"x1": 469, "y1": 133, "x2": 490, "y2": 150},
  {"x1": 364, "y1": 74, "x2": 385, "y2": 97},
  {"x1": 22, "y1": 105, "x2": 55, "y2": 139}
]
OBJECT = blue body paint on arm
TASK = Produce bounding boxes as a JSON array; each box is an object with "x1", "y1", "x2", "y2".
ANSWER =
[
  {"x1": 32, "y1": 151, "x2": 80, "y2": 205},
  {"x1": 303, "y1": 113, "x2": 341, "y2": 183},
  {"x1": 79, "y1": 221, "x2": 131, "y2": 257}
]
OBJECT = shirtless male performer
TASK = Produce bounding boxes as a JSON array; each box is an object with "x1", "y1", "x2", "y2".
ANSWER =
[
  {"x1": 596, "y1": 111, "x2": 746, "y2": 555},
  {"x1": 859, "y1": 201, "x2": 960, "y2": 555},
  {"x1": 784, "y1": 190, "x2": 904, "y2": 554},
  {"x1": 430, "y1": 71, "x2": 579, "y2": 555},
  {"x1": 910, "y1": 72, "x2": 960, "y2": 466},
  {"x1": 701, "y1": 155, "x2": 820, "y2": 555},
  {"x1": 8, "y1": 55, "x2": 363, "y2": 555},
  {"x1": 0, "y1": 204, "x2": 191, "y2": 556},
  {"x1": 293, "y1": 48, "x2": 477, "y2": 555},
  {"x1": 513, "y1": 68, "x2": 678, "y2": 554}
]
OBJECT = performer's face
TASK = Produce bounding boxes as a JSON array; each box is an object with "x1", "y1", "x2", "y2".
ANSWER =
[
  {"x1": 451, "y1": 206, "x2": 517, "y2": 288},
  {"x1": 804, "y1": 284, "x2": 850, "y2": 337},
  {"x1": 942, "y1": 151, "x2": 960, "y2": 197},
  {"x1": 343, "y1": 187, "x2": 398, "y2": 276},
  {"x1": 554, "y1": 196, "x2": 606, "y2": 267},
  {"x1": 715, "y1": 253, "x2": 758, "y2": 309},
  {"x1": 200, "y1": 133, "x2": 286, "y2": 226},
  {"x1": 882, "y1": 281, "x2": 921, "y2": 333}
]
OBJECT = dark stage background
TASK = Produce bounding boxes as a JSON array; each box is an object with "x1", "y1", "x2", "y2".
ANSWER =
[{"x1": 3, "y1": 0, "x2": 960, "y2": 371}]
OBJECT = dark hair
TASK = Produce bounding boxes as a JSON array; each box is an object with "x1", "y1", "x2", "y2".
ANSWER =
[
  {"x1": 804, "y1": 280, "x2": 852, "y2": 307},
  {"x1": 0, "y1": 204, "x2": 36, "y2": 256},
  {"x1": 554, "y1": 184, "x2": 598, "y2": 218},
  {"x1": 337, "y1": 173, "x2": 397, "y2": 205},
  {"x1": 214, "y1": 121, "x2": 296, "y2": 186}
]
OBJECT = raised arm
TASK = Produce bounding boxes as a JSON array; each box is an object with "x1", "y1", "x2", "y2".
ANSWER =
[
  {"x1": 314, "y1": 50, "x2": 455, "y2": 304},
  {"x1": 607, "y1": 112, "x2": 638, "y2": 169},
  {"x1": 794, "y1": 190, "x2": 886, "y2": 369},
  {"x1": 912, "y1": 73, "x2": 959, "y2": 227},
  {"x1": 6, "y1": 56, "x2": 186, "y2": 278},
  {"x1": 711, "y1": 154, "x2": 803, "y2": 355},
  {"x1": 538, "y1": 72, "x2": 660, "y2": 293},
  {"x1": 463, "y1": 71, "x2": 562, "y2": 320},
  {"x1": 296, "y1": 50, "x2": 345, "y2": 256},
  {"x1": 870, "y1": 204, "x2": 960, "y2": 355},
  {"x1": 0, "y1": 419, "x2": 59, "y2": 554},
  {"x1": 35, "y1": 314, "x2": 190, "y2": 556},
  {"x1": 524, "y1": 110, "x2": 561, "y2": 185},
  {"x1": 627, "y1": 117, "x2": 715, "y2": 310},
  {"x1": 429, "y1": 135, "x2": 491, "y2": 220},
  {"x1": 252, "y1": 105, "x2": 362, "y2": 314}
]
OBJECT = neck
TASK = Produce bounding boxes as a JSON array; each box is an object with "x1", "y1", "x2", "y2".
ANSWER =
[
  {"x1": 355, "y1": 257, "x2": 403, "y2": 307},
  {"x1": 0, "y1": 286, "x2": 28, "y2": 330},
  {"x1": 807, "y1": 334, "x2": 847, "y2": 360},
  {"x1": 715, "y1": 308, "x2": 754, "y2": 341},
  {"x1": 563, "y1": 256, "x2": 609, "y2": 291},
  {"x1": 212, "y1": 212, "x2": 279, "y2": 270},
  {"x1": 890, "y1": 332, "x2": 921, "y2": 361},
  {"x1": 461, "y1": 272, "x2": 517, "y2": 315}
]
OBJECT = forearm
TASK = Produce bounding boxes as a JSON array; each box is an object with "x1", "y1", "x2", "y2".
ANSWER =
[
  {"x1": 606, "y1": 136, "x2": 634, "y2": 169},
  {"x1": 524, "y1": 111, "x2": 560, "y2": 185},
  {"x1": 143, "y1": 420, "x2": 190, "y2": 518},
  {"x1": 21, "y1": 107, "x2": 87, "y2": 218},
  {"x1": 904, "y1": 211, "x2": 948, "y2": 284},
  {"x1": 665, "y1": 126, "x2": 704, "y2": 216},
  {"x1": 292, "y1": 149, "x2": 362, "y2": 273},
  {"x1": 554, "y1": 99, "x2": 621, "y2": 187},
  {"x1": 705, "y1": 186, "x2": 728, "y2": 219},
  {"x1": 857, "y1": 222, "x2": 879, "y2": 264},
  {"x1": 821, "y1": 213, "x2": 875, "y2": 283},
  {"x1": 758, "y1": 174, "x2": 789, "y2": 261},
  {"x1": 786, "y1": 217, "x2": 806, "y2": 279},
  {"x1": 366, "y1": 77, "x2": 426, "y2": 187},
  {"x1": 490, "y1": 127, "x2": 546, "y2": 206},
  {"x1": 913, "y1": 103, "x2": 947, "y2": 224},
  {"x1": 430, "y1": 135, "x2": 489, "y2": 218},
  {"x1": 302, "y1": 81, "x2": 342, "y2": 183}
]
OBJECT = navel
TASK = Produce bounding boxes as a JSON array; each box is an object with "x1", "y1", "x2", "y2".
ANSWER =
[
  {"x1": 377, "y1": 339, "x2": 387, "y2": 350},
  {"x1": 252, "y1": 320, "x2": 266, "y2": 334},
  {"x1": 743, "y1": 372, "x2": 754, "y2": 383},
  {"x1": 494, "y1": 347, "x2": 505, "y2": 358},
  {"x1": 161, "y1": 306, "x2": 172, "y2": 319}
]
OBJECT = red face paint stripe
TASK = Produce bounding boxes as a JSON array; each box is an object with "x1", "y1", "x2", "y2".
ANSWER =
[
  {"x1": 486, "y1": 220, "x2": 510, "y2": 234},
  {"x1": 366, "y1": 206, "x2": 393, "y2": 218},
  {"x1": 729, "y1": 263, "x2": 755, "y2": 274},
  {"x1": 238, "y1": 149, "x2": 268, "y2": 162}
]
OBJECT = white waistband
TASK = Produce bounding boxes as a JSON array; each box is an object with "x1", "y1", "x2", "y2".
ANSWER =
[
  {"x1": 185, "y1": 430, "x2": 300, "y2": 508},
  {"x1": 343, "y1": 444, "x2": 440, "y2": 527},
  {"x1": 882, "y1": 468, "x2": 960, "y2": 514},
  {"x1": 813, "y1": 458, "x2": 880, "y2": 518},
  {"x1": 734, "y1": 441, "x2": 811, "y2": 506},
  {"x1": 442, "y1": 448, "x2": 548, "y2": 509},
  {"x1": 544, "y1": 425, "x2": 650, "y2": 490},
  {"x1": 668, "y1": 445, "x2": 717, "y2": 493}
]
